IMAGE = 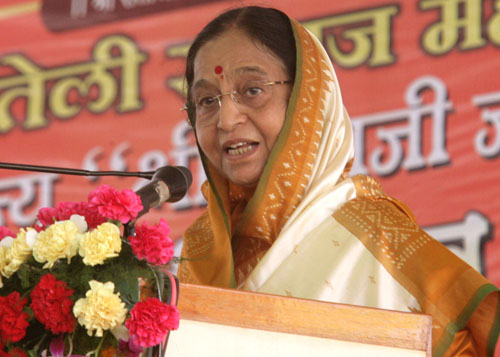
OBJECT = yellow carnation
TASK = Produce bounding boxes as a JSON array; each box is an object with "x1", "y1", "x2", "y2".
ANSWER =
[
  {"x1": 73, "y1": 280, "x2": 127, "y2": 337},
  {"x1": 0, "y1": 246, "x2": 7, "y2": 287},
  {"x1": 3, "y1": 228, "x2": 35, "y2": 278},
  {"x1": 79, "y1": 222, "x2": 122, "y2": 266},
  {"x1": 33, "y1": 221, "x2": 81, "y2": 269}
]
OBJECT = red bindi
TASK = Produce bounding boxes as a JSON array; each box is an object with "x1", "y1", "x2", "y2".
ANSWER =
[{"x1": 214, "y1": 65, "x2": 223, "y2": 74}]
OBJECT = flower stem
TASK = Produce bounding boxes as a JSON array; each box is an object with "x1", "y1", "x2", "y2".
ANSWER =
[
  {"x1": 67, "y1": 333, "x2": 75, "y2": 356},
  {"x1": 33, "y1": 333, "x2": 48, "y2": 354},
  {"x1": 149, "y1": 266, "x2": 162, "y2": 301},
  {"x1": 94, "y1": 331, "x2": 108, "y2": 357}
]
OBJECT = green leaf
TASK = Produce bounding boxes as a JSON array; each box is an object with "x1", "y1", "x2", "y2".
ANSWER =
[{"x1": 18, "y1": 264, "x2": 30, "y2": 289}]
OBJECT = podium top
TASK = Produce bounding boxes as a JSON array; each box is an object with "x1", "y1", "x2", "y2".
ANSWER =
[{"x1": 177, "y1": 283, "x2": 432, "y2": 356}]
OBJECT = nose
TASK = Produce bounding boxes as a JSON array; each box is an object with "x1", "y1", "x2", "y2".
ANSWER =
[{"x1": 216, "y1": 94, "x2": 246, "y2": 131}]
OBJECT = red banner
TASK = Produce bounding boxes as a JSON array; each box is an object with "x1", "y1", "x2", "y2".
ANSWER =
[{"x1": 1, "y1": 0, "x2": 500, "y2": 286}]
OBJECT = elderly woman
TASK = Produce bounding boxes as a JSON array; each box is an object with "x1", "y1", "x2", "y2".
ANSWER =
[{"x1": 178, "y1": 6, "x2": 499, "y2": 356}]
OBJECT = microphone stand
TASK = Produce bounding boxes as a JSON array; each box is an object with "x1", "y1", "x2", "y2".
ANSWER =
[
  {"x1": 0, "y1": 162, "x2": 155, "y2": 179},
  {"x1": 0, "y1": 161, "x2": 159, "y2": 242}
]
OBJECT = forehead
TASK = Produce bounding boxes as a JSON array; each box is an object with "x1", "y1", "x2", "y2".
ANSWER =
[{"x1": 193, "y1": 30, "x2": 287, "y2": 85}]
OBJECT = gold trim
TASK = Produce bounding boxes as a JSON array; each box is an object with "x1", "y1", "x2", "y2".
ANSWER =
[{"x1": 0, "y1": 2, "x2": 39, "y2": 20}]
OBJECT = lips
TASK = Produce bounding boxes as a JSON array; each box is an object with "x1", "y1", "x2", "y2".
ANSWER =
[{"x1": 223, "y1": 141, "x2": 258, "y2": 156}]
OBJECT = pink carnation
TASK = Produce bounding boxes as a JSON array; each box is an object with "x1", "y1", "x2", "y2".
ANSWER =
[
  {"x1": 118, "y1": 336, "x2": 143, "y2": 357},
  {"x1": 88, "y1": 185, "x2": 143, "y2": 224},
  {"x1": 125, "y1": 298, "x2": 179, "y2": 347},
  {"x1": 37, "y1": 207, "x2": 58, "y2": 227},
  {"x1": 128, "y1": 219, "x2": 174, "y2": 265},
  {"x1": 0, "y1": 226, "x2": 14, "y2": 241}
]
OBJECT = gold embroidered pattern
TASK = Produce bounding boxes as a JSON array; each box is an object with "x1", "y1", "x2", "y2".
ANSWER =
[
  {"x1": 233, "y1": 237, "x2": 269, "y2": 285},
  {"x1": 181, "y1": 211, "x2": 214, "y2": 258},
  {"x1": 178, "y1": 211, "x2": 215, "y2": 283},
  {"x1": 334, "y1": 197, "x2": 431, "y2": 271}
]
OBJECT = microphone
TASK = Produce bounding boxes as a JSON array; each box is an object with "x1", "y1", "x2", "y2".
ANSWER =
[
  {"x1": 135, "y1": 166, "x2": 193, "y2": 218},
  {"x1": 0, "y1": 161, "x2": 193, "y2": 218}
]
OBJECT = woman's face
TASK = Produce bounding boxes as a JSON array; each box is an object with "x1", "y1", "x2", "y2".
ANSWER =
[{"x1": 192, "y1": 30, "x2": 292, "y2": 187}]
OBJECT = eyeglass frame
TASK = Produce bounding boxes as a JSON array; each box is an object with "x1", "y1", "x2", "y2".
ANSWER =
[{"x1": 181, "y1": 79, "x2": 293, "y2": 119}]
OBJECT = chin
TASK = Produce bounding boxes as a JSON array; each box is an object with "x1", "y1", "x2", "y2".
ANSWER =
[
  {"x1": 228, "y1": 176, "x2": 259, "y2": 187},
  {"x1": 226, "y1": 170, "x2": 261, "y2": 187},
  {"x1": 223, "y1": 164, "x2": 265, "y2": 187}
]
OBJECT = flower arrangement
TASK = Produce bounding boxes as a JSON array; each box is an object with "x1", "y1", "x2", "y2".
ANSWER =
[{"x1": 0, "y1": 184, "x2": 180, "y2": 356}]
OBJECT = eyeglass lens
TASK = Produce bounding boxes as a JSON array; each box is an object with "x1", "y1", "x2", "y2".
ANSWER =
[{"x1": 192, "y1": 78, "x2": 288, "y2": 121}]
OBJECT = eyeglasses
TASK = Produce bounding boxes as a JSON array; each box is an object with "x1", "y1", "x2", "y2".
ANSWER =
[{"x1": 183, "y1": 79, "x2": 292, "y2": 122}]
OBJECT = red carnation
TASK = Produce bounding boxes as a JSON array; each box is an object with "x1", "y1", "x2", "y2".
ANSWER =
[
  {"x1": 88, "y1": 185, "x2": 143, "y2": 223},
  {"x1": 128, "y1": 219, "x2": 174, "y2": 265},
  {"x1": 56, "y1": 201, "x2": 107, "y2": 229},
  {"x1": 0, "y1": 341, "x2": 26, "y2": 357},
  {"x1": 54, "y1": 201, "x2": 84, "y2": 220},
  {"x1": 0, "y1": 226, "x2": 14, "y2": 241},
  {"x1": 30, "y1": 274, "x2": 76, "y2": 334},
  {"x1": 125, "y1": 298, "x2": 179, "y2": 347},
  {"x1": 0, "y1": 292, "x2": 30, "y2": 343},
  {"x1": 32, "y1": 223, "x2": 46, "y2": 233},
  {"x1": 37, "y1": 202, "x2": 107, "y2": 230},
  {"x1": 0, "y1": 347, "x2": 26, "y2": 357}
]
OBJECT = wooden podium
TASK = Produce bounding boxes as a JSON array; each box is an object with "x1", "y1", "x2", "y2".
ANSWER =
[{"x1": 165, "y1": 283, "x2": 432, "y2": 356}]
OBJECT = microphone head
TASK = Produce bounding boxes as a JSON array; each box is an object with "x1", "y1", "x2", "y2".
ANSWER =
[{"x1": 152, "y1": 166, "x2": 193, "y2": 202}]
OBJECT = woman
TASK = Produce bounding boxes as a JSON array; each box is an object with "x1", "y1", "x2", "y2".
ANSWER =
[{"x1": 178, "y1": 6, "x2": 500, "y2": 356}]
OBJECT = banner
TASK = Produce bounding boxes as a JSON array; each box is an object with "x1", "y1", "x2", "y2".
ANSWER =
[{"x1": 1, "y1": 0, "x2": 499, "y2": 286}]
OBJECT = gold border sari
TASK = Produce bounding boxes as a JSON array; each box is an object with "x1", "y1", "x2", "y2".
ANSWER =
[{"x1": 179, "y1": 17, "x2": 500, "y2": 356}]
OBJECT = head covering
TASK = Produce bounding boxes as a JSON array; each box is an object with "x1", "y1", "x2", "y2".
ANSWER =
[{"x1": 178, "y1": 17, "x2": 356, "y2": 288}]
